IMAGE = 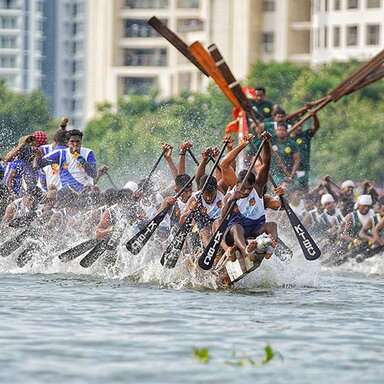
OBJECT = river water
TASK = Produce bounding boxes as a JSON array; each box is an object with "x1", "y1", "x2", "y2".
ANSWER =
[{"x1": 0, "y1": 243, "x2": 383, "y2": 384}]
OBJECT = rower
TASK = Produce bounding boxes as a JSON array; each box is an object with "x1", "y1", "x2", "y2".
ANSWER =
[
  {"x1": 359, "y1": 198, "x2": 384, "y2": 246},
  {"x1": 341, "y1": 194, "x2": 375, "y2": 248}
]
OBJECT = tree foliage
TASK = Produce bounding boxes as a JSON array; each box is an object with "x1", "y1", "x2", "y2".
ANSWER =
[
  {"x1": 83, "y1": 60, "x2": 384, "y2": 184},
  {"x1": 0, "y1": 80, "x2": 53, "y2": 153}
]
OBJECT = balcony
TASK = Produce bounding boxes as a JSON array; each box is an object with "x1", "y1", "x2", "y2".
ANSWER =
[{"x1": 123, "y1": 48, "x2": 167, "y2": 67}]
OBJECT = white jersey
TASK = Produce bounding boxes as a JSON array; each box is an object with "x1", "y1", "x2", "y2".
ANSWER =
[
  {"x1": 140, "y1": 193, "x2": 164, "y2": 220},
  {"x1": 228, "y1": 187, "x2": 265, "y2": 221},
  {"x1": 353, "y1": 209, "x2": 375, "y2": 227},
  {"x1": 192, "y1": 190, "x2": 224, "y2": 220},
  {"x1": 320, "y1": 208, "x2": 344, "y2": 226},
  {"x1": 160, "y1": 199, "x2": 187, "y2": 229}
]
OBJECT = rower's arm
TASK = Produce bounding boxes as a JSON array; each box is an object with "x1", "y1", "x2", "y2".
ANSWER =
[
  {"x1": 289, "y1": 151, "x2": 300, "y2": 180},
  {"x1": 0, "y1": 203, "x2": 16, "y2": 227},
  {"x1": 311, "y1": 113, "x2": 320, "y2": 135},
  {"x1": 95, "y1": 210, "x2": 113, "y2": 239},
  {"x1": 359, "y1": 219, "x2": 375, "y2": 243},
  {"x1": 340, "y1": 214, "x2": 354, "y2": 242},
  {"x1": 221, "y1": 135, "x2": 253, "y2": 189},
  {"x1": 195, "y1": 151, "x2": 209, "y2": 188},
  {"x1": 372, "y1": 218, "x2": 384, "y2": 246},
  {"x1": 255, "y1": 134, "x2": 272, "y2": 193}
]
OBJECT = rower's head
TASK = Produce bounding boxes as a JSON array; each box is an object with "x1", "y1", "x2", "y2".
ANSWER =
[
  {"x1": 66, "y1": 129, "x2": 83, "y2": 154},
  {"x1": 254, "y1": 87, "x2": 266, "y2": 103},
  {"x1": 321, "y1": 193, "x2": 336, "y2": 215},
  {"x1": 101, "y1": 188, "x2": 119, "y2": 206},
  {"x1": 275, "y1": 122, "x2": 289, "y2": 140},
  {"x1": 116, "y1": 188, "x2": 133, "y2": 207},
  {"x1": 200, "y1": 175, "x2": 217, "y2": 204},
  {"x1": 53, "y1": 130, "x2": 68, "y2": 146},
  {"x1": 175, "y1": 173, "x2": 193, "y2": 203},
  {"x1": 356, "y1": 194, "x2": 372, "y2": 215},
  {"x1": 340, "y1": 180, "x2": 355, "y2": 197},
  {"x1": 378, "y1": 198, "x2": 384, "y2": 216},
  {"x1": 272, "y1": 107, "x2": 287, "y2": 124},
  {"x1": 237, "y1": 169, "x2": 255, "y2": 198}
]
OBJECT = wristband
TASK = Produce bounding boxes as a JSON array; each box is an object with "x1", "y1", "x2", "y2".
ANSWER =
[{"x1": 179, "y1": 152, "x2": 186, "y2": 156}]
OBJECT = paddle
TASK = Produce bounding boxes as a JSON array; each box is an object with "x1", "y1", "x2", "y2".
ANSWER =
[
  {"x1": 0, "y1": 228, "x2": 29, "y2": 258},
  {"x1": 197, "y1": 139, "x2": 266, "y2": 270},
  {"x1": 126, "y1": 174, "x2": 196, "y2": 255},
  {"x1": 106, "y1": 172, "x2": 118, "y2": 189},
  {"x1": 268, "y1": 175, "x2": 321, "y2": 261},
  {"x1": 160, "y1": 141, "x2": 228, "y2": 268},
  {"x1": 58, "y1": 238, "x2": 101, "y2": 262}
]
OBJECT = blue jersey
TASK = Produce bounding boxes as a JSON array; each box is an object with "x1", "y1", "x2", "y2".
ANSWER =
[
  {"x1": 2, "y1": 160, "x2": 24, "y2": 197},
  {"x1": 43, "y1": 147, "x2": 96, "y2": 192},
  {"x1": 38, "y1": 144, "x2": 67, "y2": 191}
]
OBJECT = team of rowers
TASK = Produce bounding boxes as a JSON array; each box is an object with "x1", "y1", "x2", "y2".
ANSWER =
[{"x1": 0, "y1": 113, "x2": 383, "y2": 279}]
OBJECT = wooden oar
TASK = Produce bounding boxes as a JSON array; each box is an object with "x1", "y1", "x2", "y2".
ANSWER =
[
  {"x1": 147, "y1": 17, "x2": 209, "y2": 76},
  {"x1": 290, "y1": 49, "x2": 384, "y2": 131}
]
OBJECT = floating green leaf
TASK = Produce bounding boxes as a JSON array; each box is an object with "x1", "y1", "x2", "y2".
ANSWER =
[
  {"x1": 193, "y1": 347, "x2": 210, "y2": 364},
  {"x1": 262, "y1": 344, "x2": 276, "y2": 365}
]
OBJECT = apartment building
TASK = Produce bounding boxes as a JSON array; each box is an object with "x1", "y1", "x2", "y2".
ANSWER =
[
  {"x1": 312, "y1": 0, "x2": 383, "y2": 64},
  {"x1": 85, "y1": 0, "x2": 210, "y2": 122},
  {"x1": 42, "y1": 0, "x2": 87, "y2": 129},
  {"x1": 0, "y1": 0, "x2": 44, "y2": 92}
]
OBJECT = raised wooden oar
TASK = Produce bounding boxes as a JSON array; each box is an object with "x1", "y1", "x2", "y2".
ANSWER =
[
  {"x1": 147, "y1": 17, "x2": 208, "y2": 76},
  {"x1": 290, "y1": 49, "x2": 384, "y2": 131}
]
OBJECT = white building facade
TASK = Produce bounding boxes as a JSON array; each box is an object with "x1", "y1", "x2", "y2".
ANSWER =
[
  {"x1": 312, "y1": 0, "x2": 383, "y2": 64},
  {"x1": 0, "y1": 0, "x2": 44, "y2": 92}
]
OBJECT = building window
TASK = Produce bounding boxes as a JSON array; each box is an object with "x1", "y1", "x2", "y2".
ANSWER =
[
  {"x1": 122, "y1": 77, "x2": 157, "y2": 96},
  {"x1": 124, "y1": 19, "x2": 167, "y2": 37},
  {"x1": 366, "y1": 24, "x2": 380, "y2": 45},
  {"x1": 367, "y1": 0, "x2": 381, "y2": 7},
  {"x1": 0, "y1": 55, "x2": 16, "y2": 68},
  {"x1": 123, "y1": 48, "x2": 167, "y2": 66},
  {"x1": 347, "y1": 0, "x2": 359, "y2": 8},
  {"x1": 177, "y1": 0, "x2": 199, "y2": 8},
  {"x1": 262, "y1": 0, "x2": 275, "y2": 12},
  {"x1": 346, "y1": 25, "x2": 358, "y2": 45},
  {"x1": 0, "y1": 0, "x2": 20, "y2": 9},
  {"x1": 0, "y1": 36, "x2": 17, "y2": 48},
  {"x1": 261, "y1": 32, "x2": 274, "y2": 53},
  {"x1": 333, "y1": 26, "x2": 341, "y2": 47},
  {"x1": 177, "y1": 18, "x2": 204, "y2": 33},
  {"x1": 334, "y1": 0, "x2": 341, "y2": 9},
  {"x1": 0, "y1": 16, "x2": 17, "y2": 29},
  {"x1": 124, "y1": 0, "x2": 169, "y2": 8}
]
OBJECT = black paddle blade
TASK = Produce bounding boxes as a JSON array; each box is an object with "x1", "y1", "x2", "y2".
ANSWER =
[
  {"x1": 160, "y1": 224, "x2": 189, "y2": 268},
  {"x1": 79, "y1": 240, "x2": 106, "y2": 268},
  {"x1": 198, "y1": 217, "x2": 230, "y2": 270},
  {"x1": 58, "y1": 238, "x2": 100, "y2": 262},
  {"x1": 126, "y1": 207, "x2": 170, "y2": 255},
  {"x1": 16, "y1": 248, "x2": 34, "y2": 268},
  {"x1": 275, "y1": 237, "x2": 294, "y2": 262},
  {"x1": 0, "y1": 229, "x2": 28, "y2": 258},
  {"x1": 281, "y1": 196, "x2": 321, "y2": 260}
]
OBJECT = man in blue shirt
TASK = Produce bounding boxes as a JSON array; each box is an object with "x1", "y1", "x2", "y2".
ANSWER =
[{"x1": 37, "y1": 130, "x2": 97, "y2": 192}]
